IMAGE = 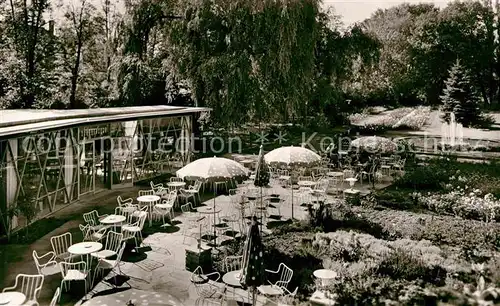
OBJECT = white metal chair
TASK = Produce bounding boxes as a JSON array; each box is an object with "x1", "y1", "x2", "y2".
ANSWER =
[
  {"x1": 83, "y1": 210, "x2": 108, "y2": 231},
  {"x1": 154, "y1": 198, "x2": 174, "y2": 227},
  {"x1": 170, "y1": 177, "x2": 183, "y2": 183},
  {"x1": 115, "y1": 205, "x2": 138, "y2": 227},
  {"x1": 181, "y1": 202, "x2": 203, "y2": 244},
  {"x1": 150, "y1": 181, "x2": 164, "y2": 194},
  {"x1": 177, "y1": 188, "x2": 195, "y2": 206},
  {"x1": 224, "y1": 255, "x2": 243, "y2": 272},
  {"x1": 312, "y1": 179, "x2": 329, "y2": 203},
  {"x1": 138, "y1": 189, "x2": 154, "y2": 197},
  {"x1": 393, "y1": 158, "x2": 406, "y2": 175},
  {"x1": 50, "y1": 232, "x2": 74, "y2": 262},
  {"x1": 59, "y1": 261, "x2": 89, "y2": 300},
  {"x1": 2, "y1": 274, "x2": 44, "y2": 306},
  {"x1": 32, "y1": 250, "x2": 59, "y2": 276},
  {"x1": 296, "y1": 187, "x2": 313, "y2": 206},
  {"x1": 93, "y1": 243, "x2": 126, "y2": 287},
  {"x1": 49, "y1": 287, "x2": 61, "y2": 306},
  {"x1": 117, "y1": 196, "x2": 133, "y2": 207},
  {"x1": 91, "y1": 231, "x2": 123, "y2": 260},
  {"x1": 258, "y1": 263, "x2": 293, "y2": 298},
  {"x1": 185, "y1": 180, "x2": 202, "y2": 205},
  {"x1": 190, "y1": 266, "x2": 226, "y2": 306},
  {"x1": 79, "y1": 224, "x2": 106, "y2": 242},
  {"x1": 122, "y1": 211, "x2": 148, "y2": 249}
]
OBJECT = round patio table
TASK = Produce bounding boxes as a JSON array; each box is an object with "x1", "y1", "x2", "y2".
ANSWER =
[
  {"x1": 298, "y1": 181, "x2": 316, "y2": 188},
  {"x1": 240, "y1": 159, "x2": 255, "y2": 168},
  {"x1": 326, "y1": 171, "x2": 343, "y2": 178},
  {"x1": 223, "y1": 270, "x2": 243, "y2": 288},
  {"x1": 100, "y1": 214, "x2": 126, "y2": 232},
  {"x1": 167, "y1": 181, "x2": 186, "y2": 191},
  {"x1": 0, "y1": 292, "x2": 26, "y2": 305},
  {"x1": 137, "y1": 195, "x2": 161, "y2": 227},
  {"x1": 313, "y1": 269, "x2": 337, "y2": 287},
  {"x1": 68, "y1": 241, "x2": 102, "y2": 268}
]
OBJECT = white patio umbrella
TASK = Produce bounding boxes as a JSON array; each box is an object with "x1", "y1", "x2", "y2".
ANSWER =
[
  {"x1": 264, "y1": 146, "x2": 321, "y2": 219},
  {"x1": 350, "y1": 136, "x2": 397, "y2": 153},
  {"x1": 264, "y1": 145, "x2": 321, "y2": 167},
  {"x1": 176, "y1": 157, "x2": 248, "y2": 246},
  {"x1": 176, "y1": 156, "x2": 249, "y2": 181}
]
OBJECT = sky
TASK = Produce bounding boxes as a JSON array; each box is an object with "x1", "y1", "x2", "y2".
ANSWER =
[{"x1": 322, "y1": 0, "x2": 452, "y2": 25}]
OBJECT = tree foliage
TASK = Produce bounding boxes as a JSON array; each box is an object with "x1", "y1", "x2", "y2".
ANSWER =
[
  {"x1": 440, "y1": 60, "x2": 483, "y2": 127},
  {"x1": 0, "y1": 0, "x2": 499, "y2": 128}
]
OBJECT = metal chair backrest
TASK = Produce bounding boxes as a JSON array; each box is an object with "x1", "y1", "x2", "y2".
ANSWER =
[
  {"x1": 50, "y1": 232, "x2": 72, "y2": 258},
  {"x1": 79, "y1": 224, "x2": 91, "y2": 241},
  {"x1": 2, "y1": 274, "x2": 44, "y2": 302},
  {"x1": 115, "y1": 205, "x2": 137, "y2": 223},
  {"x1": 104, "y1": 231, "x2": 123, "y2": 254},
  {"x1": 136, "y1": 211, "x2": 148, "y2": 230},
  {"x1": 225, "y1": 255, "x2": 243, "y2": 272},
  {"x1": 138, "y1": 189, "x2": 154, "y2": 197},
  {"x1": 192, "y1": 180, "x2": 202, "y2": 191},
  {"x1": 117, "y1": 196, "x2": 133, "y2": 206},
  {"x1": 60, "y1": 261, "x2": 87, "y2": 278},
  {"x1": 114, "y1": 243, "x2": 126, "y2": 267},
  {"x1": 276, "y1": 263, "x2": 293, "y2": 288},
  {"x1": 32, "y1": 250, "x2": 52, "y2": 275},
  {"x1": 343, "y1": 169, "x2": 355, "y2": 179},
  {"x1": 49, "y1": 287, "x2": 60, "y2": 306},
  {"x1": 164, "y1": 190, "x2": 177, "y2": 202},
  {"x1": 315, "y1": 179, "x2": 329, "y2": 191},
  {"x1": 170, "y1": 177, "x2": 183, "y2": 183},
  {"x1": 83, "y1": 210, "x2": 99, "y2": 226}
]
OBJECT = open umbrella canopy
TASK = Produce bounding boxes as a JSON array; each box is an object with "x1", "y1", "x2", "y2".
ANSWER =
[
  {"x1": 240, "y1": 216, "x2": 265, "y2": 289},
  {"x1": 264, "y1": 146, "x2": 321, "y2": 167},
  {"x1": 350, "y1": 136, "x2": 397, "y2": 153},
  {"x1": 176, "y1": 157, "x2": 248, "y2": 181}
]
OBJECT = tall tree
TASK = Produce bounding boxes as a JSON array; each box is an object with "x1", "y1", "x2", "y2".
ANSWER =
[
  {"x1": 168, "y1": 0, "x2": 321, "y2": 127},
  {"x1": 440, "y1": 59, "x2": 482, "y2": 127},
  {"x1": 60, "y1": 0, "x2": 98, "y2": 108},
  {"x1": 3, "y1": 0, "x2": 52, "y2": 108}
]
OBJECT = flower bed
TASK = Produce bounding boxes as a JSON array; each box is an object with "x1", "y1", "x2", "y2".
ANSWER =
[
  {"x1": 311, "y1": 230, "x2": 499, "y2": 305},
  {"x1": 349, "y1": 107, "x2": 431, "y2": 132},
  {"x1": 392, "y1": 106, "x2": 432, "y2": 130},
  {"x1": 417, "y1": 189, "x2": 500, "y2": 222}
]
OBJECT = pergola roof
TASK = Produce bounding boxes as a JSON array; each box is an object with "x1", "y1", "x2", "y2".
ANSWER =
[{"x1": 0, "y1": 105, "x2": 210, "y2": 138}]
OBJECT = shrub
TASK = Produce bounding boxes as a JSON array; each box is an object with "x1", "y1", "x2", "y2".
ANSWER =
[
  {"x1": 307, "y1": 201, "x2": 390, "y2": 238},
  {"x1": 376, "y1": 248, "x2": 447, "y2": 285}
]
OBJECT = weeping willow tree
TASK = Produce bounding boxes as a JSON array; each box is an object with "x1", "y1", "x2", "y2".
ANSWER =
[
  {"x1": 167, "y1": 0, "x2": 321, "y2": 127},
  {"x1": 114, "y1": 0, "x2": 181, "y2": 106}
]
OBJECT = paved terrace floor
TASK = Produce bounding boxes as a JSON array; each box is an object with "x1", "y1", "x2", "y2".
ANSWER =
[{"x1": 1, "y1": 178, "x2": 391, "y2": 306}]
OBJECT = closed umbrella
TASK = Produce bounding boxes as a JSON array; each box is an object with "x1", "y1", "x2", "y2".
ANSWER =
[
  {"x1": 240, "y1": 216, "x2": 265, "y2": 306},
  {"x1": 265, "y1": 146, "x2": 321, "y2": 219},
  {"x1": 350, "y1": 136, "x2": 397, "y2": 153},
  {"x1": 254, "y1": 145, "x2": 270, "y2": 230},
  {"x1": 176, "y1": 157, "x2": 249, "y2": 246}
]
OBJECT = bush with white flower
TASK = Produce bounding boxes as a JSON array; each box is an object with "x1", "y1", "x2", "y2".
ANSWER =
[
  {"x1": 392, "y1": 106, "x2": 432, "y2": 130},
  {"x1": 416, "y1": 186, "x2": 500, "y2": 222}
]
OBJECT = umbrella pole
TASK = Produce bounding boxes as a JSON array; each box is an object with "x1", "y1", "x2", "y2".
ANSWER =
[
  {"x1": 213, "y1": 189, "x2": 217, "y2": 247},
  {"x1": 260, "y1": 186, "x2": 263, "y2": 232},
  {"x1": 252, "y1": 287, "x2": 257, "y2": 305}
]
